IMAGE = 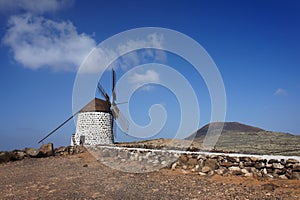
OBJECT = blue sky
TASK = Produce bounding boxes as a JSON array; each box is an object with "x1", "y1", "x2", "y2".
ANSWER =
[{"x1": 0, "y1": 0, "x2": 299, "y2": 150}]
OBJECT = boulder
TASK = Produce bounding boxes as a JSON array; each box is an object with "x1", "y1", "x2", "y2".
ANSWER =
[
  {"x1": 279, "y1": 175, "x2": 288, "y2": 180},
  {"x1": 201, "y1": 166, "x2": 211, "y2": 173},
  {"x1": 186, "y1": 158, "x2": 198, "y2": 166},
  {"x1": 204, "y1": 159, "x2": 219, "y2": 170},
  {"x1": 291, "y1": 172, "x2": 300, "y2": 180},
  {"x1": 292, "y1": 164, "x2": 300, "y2": 172},
  {"x1": 254, "y1": 162, "x2": 265, "y2": 169},
  {"x1": 272, "y1": 163, "x2": 284, "y2": 169},
  {"x1": 286, "y1": 159, "x2": 299, "y2": 164},
  {"x1": 55, "y1": 146, "x2": 68, "y2": 155},
  {"x1": 216, "y1": 168, "x2": 225, "y2": 175},
  {"x1": 250, "y1": 157, "x2": 263, "y2": 162},
  {"x1": 240, "y1": 157, "x2": 251, "y2": 162},
  {"x1": 179, "y1": 154, "x2": 188, "y2": 163},
  {"x1": 39, "y1": 143, "x2": 54, "y2": 157},
  {"x1": 12, "y1": 150, "x2": 26, "y2": 160},
  {"x1": 171, "y1": 162, "x2": 177, "y2": 170},
  {"x1": 226, "y1": 156, "x2": 239, "y2": 163},
  {"x1": 241, "y1": 168, "x2": 249, "y2": 174},
  {"x1": 219, "y1": 162, "x2": 238, "y2": 167},
  {"x1": 228, "y1": 166, "x2": 241, "y2": 172},
  {"x1": 25, "y1": 148, "x2": 41, "y2": 158},
  {"x1": 0, "y1": 152, "x2": 13, "y2": 163},
  {"x1": 268, "y1": 159, "x2": 279, "y2": 164}
]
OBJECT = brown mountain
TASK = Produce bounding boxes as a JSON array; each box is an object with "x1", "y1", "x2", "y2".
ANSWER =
[{"x1": 187, "y1": 122, "x2": 264, "y2": 139}]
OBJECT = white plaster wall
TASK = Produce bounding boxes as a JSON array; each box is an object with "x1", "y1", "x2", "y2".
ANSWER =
[{"x1": 73, "y1": 112, "x2": 113, "y2": 145}]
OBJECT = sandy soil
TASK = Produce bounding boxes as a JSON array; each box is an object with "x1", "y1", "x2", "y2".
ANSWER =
[{"x1": 1, "y1": 152, "x2": 300, "y2": 200}]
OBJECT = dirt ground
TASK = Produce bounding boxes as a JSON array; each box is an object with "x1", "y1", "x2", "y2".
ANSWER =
[{"x1": 0, "y1": 152, "x2": 300, "y2": 200}]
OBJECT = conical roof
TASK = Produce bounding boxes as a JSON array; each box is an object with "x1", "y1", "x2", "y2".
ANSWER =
[{"x1": 80, "y1": 98, "x2": 111, "y2": 112}]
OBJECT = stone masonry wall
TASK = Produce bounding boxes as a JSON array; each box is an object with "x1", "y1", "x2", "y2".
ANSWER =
[
  {"x1": 74, "y1": 112, "x2": 113, "y2": 145},
  {"x1": 92, "y1": 146, "x2": 300, "y2": 180}
]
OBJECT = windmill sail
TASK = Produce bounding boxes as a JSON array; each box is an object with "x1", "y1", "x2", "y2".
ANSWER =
[
  {"x1": 111, "y1": 68, "x2": 129, "y2": 134},
  {"x1": 38, "y1": 111, "x2": 80, "y2": 143},
  {"x1": 97, "y1": 82, "x2": 110, "y2": 102}
]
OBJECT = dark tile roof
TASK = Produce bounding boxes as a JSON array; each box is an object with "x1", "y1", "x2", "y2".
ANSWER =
[{"x1": 80, "y1": 98, "x2": 111, "y2": 112}]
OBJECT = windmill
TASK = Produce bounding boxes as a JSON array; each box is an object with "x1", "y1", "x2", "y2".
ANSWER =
[{"x1": 38, "y1": 68, "x2": 129, "y2": 145}]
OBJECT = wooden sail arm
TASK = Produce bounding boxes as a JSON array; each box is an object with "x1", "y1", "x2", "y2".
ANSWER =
[{"x1": 38, "y1": 111, "x2": 80, "y2": 144}]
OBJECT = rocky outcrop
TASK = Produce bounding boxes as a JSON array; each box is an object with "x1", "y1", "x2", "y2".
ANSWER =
[
  {"x1": 0, "y1": 144, "x2": 86, "y2": 163},
  {"x1": 40, "y1": 143, "x2": 54, "y2": 156}
]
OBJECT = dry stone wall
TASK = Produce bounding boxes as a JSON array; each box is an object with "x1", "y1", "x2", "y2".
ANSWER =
[
  {"x1": 74, "y1": 112, "x2": 113, "y2": 145},
  {"x1": 92, "y1": 146, "x2": 300, "y2": 180}
]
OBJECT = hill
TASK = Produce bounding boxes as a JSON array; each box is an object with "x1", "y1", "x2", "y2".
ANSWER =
[
  {"x1": 118, "y1": 122, "x2": 300, "y2": 156},
  {"x1": 187, "y1": 122, "x2": 264, "y2": 139},
  {"x1": 186, "y1": 122, "x2": 300, "y2": 156}
]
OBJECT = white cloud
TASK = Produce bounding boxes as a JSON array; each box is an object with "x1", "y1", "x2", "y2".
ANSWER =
[
  {"x1": 129, "y1": 69, "x2": 160, "y2": 90},
  {"x1": 78, "y1": 33, "x2": 167, "y2": 73},
  {"x1": 274, "y1": 88, "x2": 287, "y2": 96},
  {"x1": 1, "y1": 0, "x2": 166, "y2": 72},
  {"x1": 0, "y1": 0, "x2": 73, "y2": 14},
  {"x1": 115, "y1": 33, "x2": 166, "y2": 71},
  {"x1": 2, "y1": 14, "x2": 96, "y2": 71}
]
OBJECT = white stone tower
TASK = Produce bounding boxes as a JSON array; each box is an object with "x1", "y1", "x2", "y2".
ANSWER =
[
  {"x1": 38, "y1": 69, "x2": 129, "y2": 146},
  {"x1": 72, "y1": 98, "x2": 114, "y2": 145}
]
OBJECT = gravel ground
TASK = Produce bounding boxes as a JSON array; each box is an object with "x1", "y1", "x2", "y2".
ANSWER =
[{"x1": 0, "y1": 152, "x2": 299, "y2": 200}]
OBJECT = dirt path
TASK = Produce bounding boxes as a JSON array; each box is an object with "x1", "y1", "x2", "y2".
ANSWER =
[{"x1": 0, "y1": 152, "x2": 299, "y2": 199}]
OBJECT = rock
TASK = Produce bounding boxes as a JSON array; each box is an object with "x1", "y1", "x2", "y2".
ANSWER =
[
  {"x1": 55, "y1": 146, "x2": 68, "y2": 155},
  {"x1": 250, "y1": 157, "x2": 263, "y2": 162},
  {"x1": 179, "y1": 154, "x2": 188, "y2": 163},
  {"x1": 249, "y1": 167, "x2": 258, "y2": 173},
  {"x1": 201, "y1": 166, "x2": 211, "y2": 173},
  {"x1": 265, "y1": 174, "x2": 274, "y2": 179},
  {"x1": 216, "y1": 168, "x2": 225, "y2": 175},
  {"x1": 286, "y1": 158, "x2": 299, "y2": 164},
  {"x1": 161, "y1": 160, "x2": 167, "y2": 165},
  {"x1": 268, "y1": 159, "x2": 279, "y2": 164},
  {"x1": 199, "y1": 172, "x2": 207, "y2": 176},
  {"x1": 83, "y1": 164, "x2": 88, "y2": 167},
  {"x1": 228, "y1": 166, "x2": 241, "y2": 172},
  {"x1": 186, "y1": 158, "x2": 198, "y2": 166},
  {"x1": 241, "y1": 168, "x2": 249, "y2": 174},
  {"x1": 197, "y1": 155, "x2": 205, "y2": 160},
  {"x1": 0, "y1": 152, "x2": 13, "y2": 163},
  {"x1": 239, "y1": 162, "x2": 244, "y2": 168},
  {"x1": 25, "y1": 148, "x2": 41, "y2": 158},
  {"x1": 292, "y1": 164, "x2": 300, "y2": 172},
  {"x1": 243, "y1": 162, "x2": 254, "y2": 167},
  {"x1": 171, "y1": 162, "x2": 177, "y2": 170},
  {"x1": 73, "y1": 145, "x2": 86, "y2": 154},
  {"x1": 265, "y1": 163, "x2": 273, "y2": 168},
  {"x1": 273, "y1": 169, "x2": 286, "y2": 175},
  {"x1": 39, "y1": 143, "x2": 54, "y2": 157},
  {"x1": 226, "y1": 156, "x2": 239, "y2": 163},
  {"x1": 254, "y1": 162, "x2": 265, "y2": 169},
  {"x1": 279, "y1": 175, "x2": 288, "y2": 180},
  {"x1": 198, "y1": 159, "x2": 204, "y2": 168},
  {"x1": 244, "y1": 173, "x2": 253, "y2": 177},
  {"x1": 262, "y1": 168, "x2": 268, "y2": 175},
  {"x1": 291, "y1": 172, "x2": 300, "y2": 180},
  {"x1": 13, "y1": 151, "x2": 26, "y2": 160},
  {"x1": 219, "y1": 162, "x2": 238, "y2": 167},
  {"x1": 272, "y1": 163, "x2": 284, "y2": 169},
  {"x1": 204, "y1": 159, "x2": 219, "y2": 170},
  {"x1": 207, "y1": 170, "x2": 214, "y2": 176},
  {"x1": 240, "y1": 157, "x2": 251, "y2": 162},
  {"x1": 209, "y1": 154, "x2": 218, "y2": 159}
]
